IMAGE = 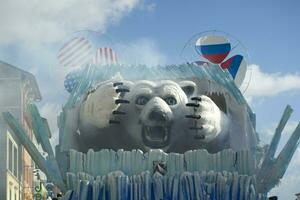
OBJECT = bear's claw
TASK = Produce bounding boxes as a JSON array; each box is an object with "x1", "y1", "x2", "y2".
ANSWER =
[
  {"x1": 112, "y1": 110, "x2": 126, "y2": 115},
  {"x1": 115, "y1": 99, "x2": 130, "y2": 104},
  {"x1": 116, "y1": 88, "x2": 130, "y2": 93},
  {"x1": 186, "y1": 103, "x2": 199, "y2": 107},
  {"x1": 191, "y1": 97, "x2": 202, "y2": 101},
  {"x1": 113, "y1": 82, "x2": 123, "y2": 87},
  {"x1": 185, "y1": 115, "x2": 201, "y2": 119}
]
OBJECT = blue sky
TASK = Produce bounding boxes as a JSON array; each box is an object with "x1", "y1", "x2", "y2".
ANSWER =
[{"x1": 0, "y1": 0, "x2": 299, "y2": 199}]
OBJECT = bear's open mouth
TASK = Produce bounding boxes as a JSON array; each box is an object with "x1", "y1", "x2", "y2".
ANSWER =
[{"x1": 142, "y1": 125, "x2": 170, "y2": 148}]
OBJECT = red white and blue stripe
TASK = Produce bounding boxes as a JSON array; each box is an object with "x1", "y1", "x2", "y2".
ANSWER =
[
  {"x1": 92, "y1": 47, "x2": 118, "y2": 66},
  {"x1": 57, "y1": 37, "x2": 93, "y2": 67},
  {"x1": 221, "y1": 55, "x2": 247, "y2": 86},
  {"x1": 195, "y1": 35, "x2": 231, "y2": 64}
]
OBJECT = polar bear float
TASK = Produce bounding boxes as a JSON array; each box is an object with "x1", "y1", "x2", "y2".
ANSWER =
[
  {"x1": 61, "y1": 65, "x2": 257, "y2": 154},
  {"x1": 78, "y1": 79, "x2": 230, "y2": 153}
]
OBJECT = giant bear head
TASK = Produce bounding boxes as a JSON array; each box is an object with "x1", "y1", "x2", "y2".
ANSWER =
[{"x1": 122, "y1": 80, "x2": 196, "y2": 151}]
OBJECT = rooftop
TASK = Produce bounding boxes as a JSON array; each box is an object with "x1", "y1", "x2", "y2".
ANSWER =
[{"x1": 0, "y1": 60, "x2": 42, "y2": 101}]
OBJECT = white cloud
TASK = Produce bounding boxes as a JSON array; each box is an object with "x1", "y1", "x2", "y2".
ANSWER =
[
  {"x1": 0, "y1": 0, "x2": 142, "y2": 45},
  {"x1": 39, "y1": 103, "x2": 61, "y2": 149},
  {"x1": 243, "y1": 64, "x2": 300, "y2": 99},
  {"x1": 117, "y1": 38, "x2": 168, "y2": 66}
]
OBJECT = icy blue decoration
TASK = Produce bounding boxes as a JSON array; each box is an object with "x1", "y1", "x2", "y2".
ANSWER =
[
  {"x1": 62, "y1": 170, "x2": 266, "y2": 200},
  {"x1": 256, "y1": 105, "x2": 300, "y2": 193},
  {"x1": 68, "y1": 149, "x2": 255, "y2": 177}
]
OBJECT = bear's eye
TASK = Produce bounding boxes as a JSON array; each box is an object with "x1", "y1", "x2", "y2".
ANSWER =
[
  {"x1": 135, "y1": 96, "x2": 149, "y2": 105},
  {"x1": 164, "y1": 96, "x2": 177, "y2": 105}
]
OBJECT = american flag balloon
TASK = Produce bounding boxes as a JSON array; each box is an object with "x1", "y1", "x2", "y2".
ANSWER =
[
  {"x1": 64, "y1": 69, "x2": 82, "y2": 93},
  {"x1": 57, "y1": 37, "x2": 93, "y2": 67},
  {"x1": 92, "y1": 47, "x2": 118, "y2": 65}
]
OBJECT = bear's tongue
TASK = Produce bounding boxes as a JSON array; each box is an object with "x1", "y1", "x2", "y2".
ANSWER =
[{"x1": 142, "y1": 126, "x2": 170, "y2": 148}]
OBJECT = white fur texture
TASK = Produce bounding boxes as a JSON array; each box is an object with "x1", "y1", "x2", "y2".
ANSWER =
[{"x1": 193, "y1": 95, "x2": 229, "y2": 142}]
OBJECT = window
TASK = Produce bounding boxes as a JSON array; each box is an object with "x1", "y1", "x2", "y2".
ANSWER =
[
  {"x1": 8, "y1": 140, "x2": 13, "y2": 172},
  {"x1": 13, "y1": 146, "x2": 18, "y2": 177},
  {"x1": 7, "y1": 131, "x2": 18, "y2": 179}
]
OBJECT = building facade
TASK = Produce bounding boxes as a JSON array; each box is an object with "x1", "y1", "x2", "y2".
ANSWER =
[{"x1": 0, "y1": 61, "x2": 42, "y2": 200}]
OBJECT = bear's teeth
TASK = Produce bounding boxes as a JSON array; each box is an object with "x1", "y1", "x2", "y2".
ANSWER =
[{"x1": 204, "y1": 90, "x2": 226, "y2": 97}]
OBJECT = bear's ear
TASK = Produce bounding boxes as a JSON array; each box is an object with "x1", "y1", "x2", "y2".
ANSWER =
[{"x1": 179, "y1": 81, "x2": 197, "y2": 97}]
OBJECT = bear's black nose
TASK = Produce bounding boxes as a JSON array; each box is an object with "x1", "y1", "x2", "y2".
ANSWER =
[{"x1": 149, "y1": 110, "x2": 167, "y2": 122}]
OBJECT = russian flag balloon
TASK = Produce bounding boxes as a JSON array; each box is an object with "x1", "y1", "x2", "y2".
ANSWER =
[
  {"x1": 221, "y1": 55, "x2": 247, "y2": 86},
  {"x1": 195, "y1": 35, "x2": 231, "y2": 64}
]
